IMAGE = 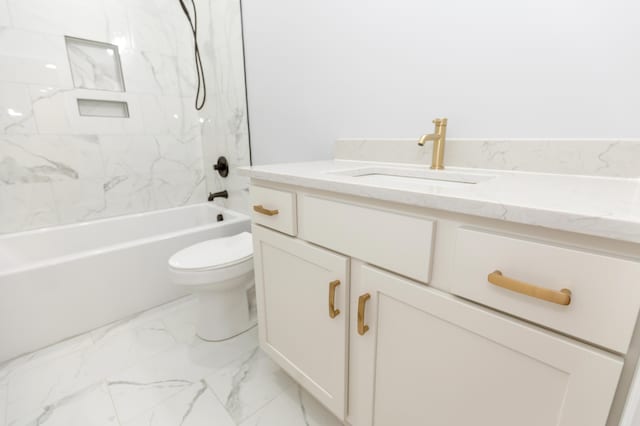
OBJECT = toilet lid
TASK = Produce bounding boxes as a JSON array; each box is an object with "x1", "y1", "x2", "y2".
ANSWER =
[{"x1": 169, "y1": 232, "x2": 253, "y2": 271}]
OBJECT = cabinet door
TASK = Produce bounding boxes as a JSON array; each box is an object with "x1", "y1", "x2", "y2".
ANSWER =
[
  {"x1": 252, "y1": 225, "x2": 349, "y2": 419},
  {"x1": 350, "y1": 264, "x2": 623, "y2": 426}
]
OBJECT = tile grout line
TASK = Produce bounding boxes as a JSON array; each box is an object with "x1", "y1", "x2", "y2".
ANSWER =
[{"x1": 238, "y1": 381, "x2": 299, "y2": 425}]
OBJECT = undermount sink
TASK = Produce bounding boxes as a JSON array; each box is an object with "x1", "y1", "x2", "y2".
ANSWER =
[{"x1": 327, "y1": 166, "x2": 495, "y2": 187}]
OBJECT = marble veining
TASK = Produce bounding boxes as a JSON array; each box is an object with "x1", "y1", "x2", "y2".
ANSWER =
[
  {"x1": 0, "y1": 82, "x2": 37, "y2": 134},
  {"x1": 197, "y1": 0, "x2": 252, "y2": 216},
  {"x1": 205, "y1": 347, "x2": 297, "y2": 423},
  {"x1": 240, "y1": 160, "x2": 640, "y2": 244},
  {"x1": 0, "y1": 135, "x2": 83, "y2": 184},
  {"x1": 224, "y1": 349, "x2": 261, "y2": 415},
  {"x1": 335, "y1": 138, "x2": 640, "y2": 178},
  {"x1": 0, "y1": 297, "x2": 340, "y2": 426},
  {"x1": 0, "y1": 0, "x2": 251, "y2": 234}
]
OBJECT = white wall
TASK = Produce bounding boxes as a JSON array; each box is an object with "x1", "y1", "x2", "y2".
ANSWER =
[{"x1": 241, "y1": 0, "x2": 640, "y2": 165}]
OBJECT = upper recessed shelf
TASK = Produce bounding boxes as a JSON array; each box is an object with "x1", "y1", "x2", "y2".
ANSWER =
[{"x1": 65, "y1": 36, "x2": 125, "y2": 92}]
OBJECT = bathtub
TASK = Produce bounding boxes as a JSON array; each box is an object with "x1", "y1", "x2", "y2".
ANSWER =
[{"x1": 0, "y1": 204, "x2": 250, "y2": 363}]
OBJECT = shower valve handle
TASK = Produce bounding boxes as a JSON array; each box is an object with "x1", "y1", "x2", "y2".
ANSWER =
[{"x1": 213, "y1": 156, "x2": 229, "y2": 177}]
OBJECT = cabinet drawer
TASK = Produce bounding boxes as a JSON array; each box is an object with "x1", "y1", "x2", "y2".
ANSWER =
[
  {"x1": 250, "y1": 185, "x2": 297, "y2": 236},
  {"x1": 452, "y1": 227, "x2": 640, "y2": 353},
  {"x1": 300, "y1": 194, "x2": 435, "y2": 283}
]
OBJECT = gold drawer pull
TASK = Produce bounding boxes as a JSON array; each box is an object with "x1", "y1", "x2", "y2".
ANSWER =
[
  {"x1": 358, "y1": 293, "x2": 371, "y2": 335},
  {"x1": 329, "y1": 280, "x2": 341, "y2": 319},
  {"x1": 253, "y1": 205, "x2": 279, "y2": 216},
  {"x1": 487, "y1": 270, "x2": 571, "y2": 306}
]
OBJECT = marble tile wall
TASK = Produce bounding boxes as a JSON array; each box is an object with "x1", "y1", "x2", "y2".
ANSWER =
[
  {"x1": 194, "y1": 0, "x2": 251, "y2": 215},
  {"x1": 0, "y1": 0, "x2": 250, "y2": 234}
]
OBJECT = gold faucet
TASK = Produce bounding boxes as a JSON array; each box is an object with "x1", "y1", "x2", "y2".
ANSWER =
[{"x1": 418, "y1": 118, "x2": 448, "y2": 170}]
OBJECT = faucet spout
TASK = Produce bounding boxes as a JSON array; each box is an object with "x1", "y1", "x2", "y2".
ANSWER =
[
  {"x1": 417, "y1": 133, "x2": 436, "y2": 146},
  {"x1": 208, "y1": 190, "x2": 229, "y2": 202},
  {"x1": 418, "y1": 118, "x2": 448, "y2": 170}
]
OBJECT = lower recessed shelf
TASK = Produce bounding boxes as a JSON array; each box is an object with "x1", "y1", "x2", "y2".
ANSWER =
[{"x1": 77, "y1": 99, "x2": 129, "y2": 118}]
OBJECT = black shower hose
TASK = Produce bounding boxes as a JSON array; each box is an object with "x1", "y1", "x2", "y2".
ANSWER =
[{"x1": 178, "y1": 0, "x2": 207, "y2": 110}]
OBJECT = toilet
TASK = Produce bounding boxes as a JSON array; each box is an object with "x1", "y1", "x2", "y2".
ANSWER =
[{"x1": 168, "y1": 232, "x2": 256, "y2": 341}]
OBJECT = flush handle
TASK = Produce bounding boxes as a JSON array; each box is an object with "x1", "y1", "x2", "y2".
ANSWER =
[
  {"x1": 253, "y1": 205, "x2": 279, "y2": 216},
  {"x1": 487, "y1": 270, "x2": 571, "y2": 306},
  {"x1": 357, "y1": 293, "x2": 371, "y2": 335},
  {"x1": 329, "y1": 280, "x2": 341, "y2": 319}
]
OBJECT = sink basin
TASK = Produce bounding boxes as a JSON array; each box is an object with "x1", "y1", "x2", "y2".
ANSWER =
[{"x1": 328, "y1": 166, "x2": 495, "y2": 187}]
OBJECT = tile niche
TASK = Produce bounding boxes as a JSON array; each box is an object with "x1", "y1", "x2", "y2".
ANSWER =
[
  {"x1": 65, "y1": 36, "x2": 130, "y2": 119},
  {"x1": 65, "y1": 36, "x2": 125, "y2": 92}
]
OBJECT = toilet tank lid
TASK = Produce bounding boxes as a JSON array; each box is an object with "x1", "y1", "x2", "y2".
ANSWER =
[{"x1": 169, "y1": 232, "x2": 253, "y2": 271}]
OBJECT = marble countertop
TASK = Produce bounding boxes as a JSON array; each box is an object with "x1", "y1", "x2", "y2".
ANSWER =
[{"x1": 239, "y1": 160, "x2": 640, "y2": 244}]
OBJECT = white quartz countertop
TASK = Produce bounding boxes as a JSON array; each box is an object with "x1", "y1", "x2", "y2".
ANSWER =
[{"x1": 239, "y1": 160, "x2": 640, "y2": 244}]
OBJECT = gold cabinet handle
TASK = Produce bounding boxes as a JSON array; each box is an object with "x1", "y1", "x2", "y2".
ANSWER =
[
  {"x1": 487, "y1": 270, "x2": 571, "y2": 306},
  {"x1": 253, "y1": 205, "x2": 279, "y2": 216},
  {"x1": 357, "y1": 293, "x2": 371, "y2": 335},
  {"x1": 328, "y1": 280, "x2": 341, "y2": 319}
]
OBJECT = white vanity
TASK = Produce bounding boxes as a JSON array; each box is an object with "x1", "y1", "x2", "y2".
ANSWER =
[{"x1": 240, "y1": 142, "x2": 640, "y2": 426}]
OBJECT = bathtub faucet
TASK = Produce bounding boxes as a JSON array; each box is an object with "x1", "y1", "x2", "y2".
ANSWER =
[{"x1": 208, "y1": 190, "x2": 229, "y2": 202}]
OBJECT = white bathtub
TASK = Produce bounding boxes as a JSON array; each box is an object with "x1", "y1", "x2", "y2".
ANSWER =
[{"x1": 0, "y1": 204, "x2": 250, "y2": 363}]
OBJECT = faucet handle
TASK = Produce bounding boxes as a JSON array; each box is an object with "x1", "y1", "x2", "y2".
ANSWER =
[{"x1": 432, "y1": 118, "x2": 448, "y2": 125}]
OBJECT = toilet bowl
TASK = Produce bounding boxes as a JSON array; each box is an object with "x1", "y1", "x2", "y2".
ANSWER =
[{"x1": 168, "y1": 232, "x2": 256, "y2": 341}]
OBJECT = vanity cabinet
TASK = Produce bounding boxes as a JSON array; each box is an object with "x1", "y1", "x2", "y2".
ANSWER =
[
  {"x1": 349, "y1": 264, "x2": 623, "y2": 426},
  {"x1": 249, "y1": 183, "x2": 636, "y2": 426},
  {"x1": 251, "y1": 225, "x2": 349, "y2": 419}
]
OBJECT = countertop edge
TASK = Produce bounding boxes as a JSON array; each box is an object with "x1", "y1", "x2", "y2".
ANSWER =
[{"x1": 240, "y1": 166, "x2": 640, "y2": 245}]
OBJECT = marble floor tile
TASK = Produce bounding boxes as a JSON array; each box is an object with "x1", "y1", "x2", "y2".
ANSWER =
[
  {"x1": 87, "y1": 296, "x2": 194, "y2": 343},
  {"x1": 160, "y1": 297, "x2": 199, "y2": 344},
  {"x1": 9, "y1": 383, "x2": 118, "y2": 426},
  {"x1": 205, "y1": 348, "x2": 296, "y2": 423},
  {"x1": 77, "y1": 319, "x2": 177, "y2": 384},
  {"x1": 5, "y1": 317, "x2": 175, "y2": 424},
  {"x1": 6, "y1": 348, "x2": 91, "y2": 424},
  {"x1": 1, "y1": 297, "x2": 340, "y2": 426},
  {"x1": 106, "y1": 328, "x2": 258, "y2": 423},
  {"x1": 239, "y1": 384, "x2": 343, "y2": 426},
  {"x1": 0, "y1": 333, "x2": 93, "y2": 381},
  {"x1": 123, "y1": 380, "x2": 234, "y2": 426}
]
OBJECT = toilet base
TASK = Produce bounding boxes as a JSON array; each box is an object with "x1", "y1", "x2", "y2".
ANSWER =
[
  {"x1": 197, "y1": 321, "x2": 257, "y2": 342},
  {"x1": 194, "y1": 280, "x2": 255, "y2": 341}
]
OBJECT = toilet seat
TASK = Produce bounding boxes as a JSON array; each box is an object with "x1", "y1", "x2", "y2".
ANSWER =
[{"x1": 169, "y1": 232, "x2": 254, "y2": 286}]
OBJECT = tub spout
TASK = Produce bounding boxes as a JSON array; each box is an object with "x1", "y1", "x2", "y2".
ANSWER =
[{"x1": 208, "y1": 190, "x2": 228, "y2": 201}]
